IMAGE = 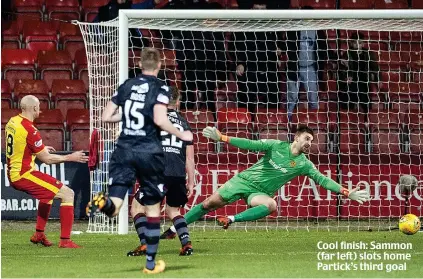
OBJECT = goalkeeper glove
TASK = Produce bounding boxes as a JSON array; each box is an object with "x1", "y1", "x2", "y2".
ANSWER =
[
  {"x1": 202, "y1": 127, "x2": 229, "y2": 142},
  {"x1": 340, "y1": 187, "x2": 371, "y2": 204}
]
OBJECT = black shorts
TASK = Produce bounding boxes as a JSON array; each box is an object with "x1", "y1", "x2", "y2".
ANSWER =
[
  {"x1": 108, "y1": 148, "x2": 166, "y2": 206},
  {"x1": 135, "y1": 176, "x2": 187, "y2": 208}
]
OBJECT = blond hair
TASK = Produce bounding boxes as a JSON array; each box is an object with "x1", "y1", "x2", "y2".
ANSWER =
[{"x1": 140, "y1": 47, "x2": 161, "y2": 71}]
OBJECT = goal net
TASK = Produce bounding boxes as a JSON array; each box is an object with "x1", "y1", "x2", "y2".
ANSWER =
[{"x1": 77, "y1": 10, "x2": 423, "y2": 234}]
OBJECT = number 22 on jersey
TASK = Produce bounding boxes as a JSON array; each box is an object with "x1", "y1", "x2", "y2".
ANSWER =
[{"x1": 161, "y1": 123, "x2": 183, "y2": 148}]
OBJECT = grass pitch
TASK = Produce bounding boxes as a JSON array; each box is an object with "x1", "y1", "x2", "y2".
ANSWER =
[{"x1": 1, "y1": 221, "x2": 422, "y2": 278}]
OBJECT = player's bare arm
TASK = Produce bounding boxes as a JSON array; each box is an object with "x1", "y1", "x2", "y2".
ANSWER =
[
  {"x1": 154, "y1": 104, "x2": 193, "y2": 142},
  {"x1": 185, "y1": 145, "x2": 195, "y2": 199},
  {"x1": 36, "y1": 149, "x2": 89, "y2": 165},
  {"x1": 102, "y1": 101, "x2": 122, "y2": 123}
]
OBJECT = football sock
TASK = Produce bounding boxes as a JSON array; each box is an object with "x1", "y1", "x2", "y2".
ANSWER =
[
  {"x1": 35, "y1": 200, "x2": 52, "y2": 232},
  {"x1": 233, "y1": 205, "x2": 271, "y2": 222},
  {"x1": 145, "y1": 217, "x2": 161, "y2": 270},
  {"x1": 60, "y1": 203, "x2": 74, "y2": 239},
  {"x1": 134, "y1": 213, "x2": 147, "y2": 245},
  {"x1": 173, "y1": 215, "x2": 191, "y2": 246},
  {"x1": 184, "y1": 203, "x2": 210, "y2": 224},
  {"x1": 101, "y1": 198, "x2": 116, "y2": 218}
]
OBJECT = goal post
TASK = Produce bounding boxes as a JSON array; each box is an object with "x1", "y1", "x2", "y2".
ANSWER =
[{"x1": 78, "y1": 9, "x2": 423, "y2": 235}]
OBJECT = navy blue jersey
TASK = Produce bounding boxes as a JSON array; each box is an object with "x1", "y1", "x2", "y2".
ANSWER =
[
  {"x1": 161, "y1": 109, "x2": 192, "y2": 177},
  {"x1": 111, "y1": 74, "x2": 171, "y2": 153}
]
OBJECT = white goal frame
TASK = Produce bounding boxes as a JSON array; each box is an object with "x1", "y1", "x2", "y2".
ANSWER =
[{"x1": 88, "y1": 9, "x2": 423, "y2": 234}]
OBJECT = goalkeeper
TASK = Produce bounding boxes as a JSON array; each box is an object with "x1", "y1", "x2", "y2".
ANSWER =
[{"x1": 161, "y1": 125, "x2": 370, "y2": 236}]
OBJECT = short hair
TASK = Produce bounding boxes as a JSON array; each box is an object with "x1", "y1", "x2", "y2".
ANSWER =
[
  {"x1": 140, "y1": 47, "x2": 161, "y2": 71},
  {"x1": 295, "y1": 125, "x2": 314, "y2": 138},
  {"x1": 169, "y1": 86, "x2": 180, "y2": 106}
]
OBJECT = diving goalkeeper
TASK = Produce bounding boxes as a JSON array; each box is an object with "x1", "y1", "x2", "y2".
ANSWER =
[{"x1": 161, "y1": 125, "x2": 370, "y2": 237}]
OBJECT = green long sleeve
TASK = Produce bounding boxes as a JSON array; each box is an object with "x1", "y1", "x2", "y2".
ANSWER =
[
  {"x1": 305, "y1": 163, "x2": 342, "y2": 193},
  {"x1": 228, "y1": 138, "x2": 279, "y2": 152}
]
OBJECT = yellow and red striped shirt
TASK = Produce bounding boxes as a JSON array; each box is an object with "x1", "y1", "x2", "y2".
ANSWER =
[{"x1": 5, "y1": 114, "x2": 46, "y2": 182}]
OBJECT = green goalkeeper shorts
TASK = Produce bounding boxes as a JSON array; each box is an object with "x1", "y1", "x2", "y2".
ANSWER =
[{"x1": 217, "y1": 175, "x2": 270, "y2": 206}]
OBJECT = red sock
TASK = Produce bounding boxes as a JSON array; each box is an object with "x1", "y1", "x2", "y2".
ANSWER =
[
  {"x1": 36, "y1": 201, "x2": 52, "y2": 232},
  {"x1": 60, "y1": 204, "x2": 74, "y2": 239}
]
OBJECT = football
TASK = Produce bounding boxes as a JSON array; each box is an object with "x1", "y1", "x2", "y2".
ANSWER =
[{"x1": 399, "y1": 214, "x2": 421, "y2": 235}]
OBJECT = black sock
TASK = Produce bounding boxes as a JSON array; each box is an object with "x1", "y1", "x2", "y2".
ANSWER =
[
  {"x1": 145, "y1": 217, "x2": 161, "y2": 270},
  {"x1": 134, "y1": 213, "x2": 147, "y2": 245},
  {"x1": 173, "y1": 215, "x2": 191, "y2": 246},
  {"x1": 101, "y1": 198, "x2": 116, "y2": 218}
]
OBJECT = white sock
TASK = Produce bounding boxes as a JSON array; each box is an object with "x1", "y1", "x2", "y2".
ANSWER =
[
  {"x1": 170, "y1": 226, "x2": 176, "y2": 233},
  {"x1": 228, "y1": 216, "x2": 235, "y2": 223}
]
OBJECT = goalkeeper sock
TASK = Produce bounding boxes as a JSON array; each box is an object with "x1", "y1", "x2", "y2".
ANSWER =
[
  {"x1": 59, "y1": 203, "x2": 74, "y2": 239},
  {"x1": 184, "y1": 203, "x2": 210, "y2": 224},
  {"x1": 35, "y1": 200, "x2": 52, "y2": 232},
  {"x1": 173, "y1": 215, "x2": 190, "y2": 246},
  {"x1": 134, "y1": 213, "x2": 147, "y2": 245},
  {"x1": 145, "y1": 217, "x2": 161, "y2": 270},
  {"x1": 233, "y1": 205, "x2": 271, "y2": 222}
]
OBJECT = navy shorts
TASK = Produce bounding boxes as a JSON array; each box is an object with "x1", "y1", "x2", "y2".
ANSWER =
[{"x1": 108, "y1": 148, "x2": 166, "y2": 206}]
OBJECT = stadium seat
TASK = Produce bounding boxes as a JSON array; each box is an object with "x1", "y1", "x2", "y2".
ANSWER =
[
  {"x1": 59, "y1": 23, "x2": 84, "y2": 61},
  {"x1": 214, "y1": 81, "x2": 237, "y2": 111},
  {"x1": 406, "y1": 111, "x2": 423, "y2": 154},
  {"x1": 82, "y1": 0, "x2": 109, "y2": 22},
  {"x1": 161, "y1": 49, "x2": 177, "y2": 69},
  {"x1": 338, "y1": 113, "x2": 367, "y2": 154},
  {"x1": 1, "y1": 109, "x2": 21, "y2": 148},
  {"x1": 395, "y1": 42, "x2": 423, "y2": 52},
  {"x1": 15, "y1": 14, "x2": 43, "y2": 32},
  {"x1": 291, "y1": 109, "x2": 332, "y2": 154},
  {"x1": 1, "y1": 81, "x2": 13, "y2": 109},
  {"x1": 1, "y1": 21, "x2": 21, "y2": 49},
  {"x1": 35, "y1": 109, "x2": 65, "y2": 151},
  {"x1": 164, "y1": 70, "x2": 182, "y2": 92},
  {"x1": 377, "y1": 51, "x2": 408, "y2": 71},
  {"x1": 13, "y1": 0, "x2": 43, "y2": 20},
  {"x1": 14, "y1": 80, "x2": 50, "y2": 109},
  {"x1": 38, "y1": 50, "x2": 73, "y2": 89},
  {"x1": 45, "y1": 0, "x2": 80, "y2": 21},
  {"x1": 52, "y1": 80, "x2": 87, "y2": 117},
  {"x1": 180, "y1": 109, "x2": 215, "y2": 130},
  {"x1": 74, "y1": 49, "x2": 89, "y2": 90},
  {"x1": 374, "y1": 0, "x2": 409, "y2": 9},
  {"x1": 193, "y1": 130, "x2": 215, "y2": 153},
  {"x1": 340, "y1": 0, "x2": 373, "y2": 9},
  {"x1": 291, "y1": 0, "x2": 336, "y2": 9},
  {"x1": 67, "y1": 109, "x2": 90, "y2": 151},
  {"x1": 412, "y1": 0, "x2": 423, "y2": 8},
  {"x1": 378, "y1": 71, "x2": 407, "y2": 93},
  {"x1": 217, "y1": 107, "x2": 252, "y2": 131},
  {"x1": 1, "y1": 49, "x2": 37, "y2": 89},
  {"x1": 256, "y1": 109, "x2": 290, "y2": 142},
  {"x1": 368, "y1": 111, "x2": 402, "y2": 154},
  {"x1": 384, "y1": 82, "x2": 421, "y2": 104},
  {"x1": 22, "y1": 21, "x2": 58, "y2": 52}
]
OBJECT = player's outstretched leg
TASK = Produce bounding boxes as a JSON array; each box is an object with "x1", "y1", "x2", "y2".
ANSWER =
[
  {"x1": 127, "y1": 198, "x2": 147, "y2": 256},
  {"x1": 30, "y1": 200, "x2": 53, "y2": 247},
  {"x1": 55, "y1": 186, "x2": 81, "y2": 248},
  {"x1": 160, "y1": 191, "x2": 228, "y2": 239},
  {"x1": 219, "y1": 195, "x2": 276, "y2": 229}
]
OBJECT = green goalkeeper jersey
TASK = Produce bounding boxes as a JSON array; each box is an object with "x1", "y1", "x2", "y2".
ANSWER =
[{"x1": 229, "y1": 138, "x2": 342, "y2": 196}]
